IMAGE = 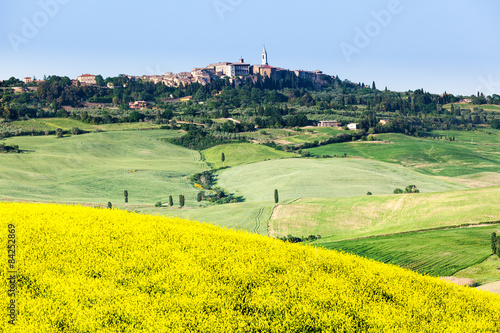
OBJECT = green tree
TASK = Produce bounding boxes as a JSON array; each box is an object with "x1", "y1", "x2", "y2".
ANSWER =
[
  {"x1": 70, "y1": 127, "x2": 82, "y2": 135},
  {"x1": 107, "y1": 202, "x2": 112, "y2": 209},
  {"x1": 372, "y1": 81, "x2": 376, "y2": 90},
  {"x1": 179, "y1": 195, "x2": 185, "y2": 208},
  {"x1": 197, "y1": 191, "x2": 203, "y2": 203},
  {"x1": 95, "y1": 75, "x2": 105, "y2": 86},
  {"x1": 124, "y1": 190, "x2": 128, "y2": 204},
  {"x1": 221, "y1": 152, "x2": 225, "y2": 167},
  {"x1": 169, "y1": 195, "x2": 173, "y2": 207},
  {"x1": 155, "y1": 201, "x2": 162, "y2": 207},
  {"x1": 404, "y1": 185, "x2": 419, "y2": 193},
  {"x1": 393, "y1": 188, "x2": 403, "y2": 194},
  {"x1": 56, "y1": 128, "x2": 63, "y2": 138},
  {"x1": 274, "y1": 189, "x2": 279, "y2": 204},
  {"x1": 112, "y1": 96, "x2": 120, "y2": 106},
  {"x1": 492, "y1": 232, "x2": 498, "y2": 255}
]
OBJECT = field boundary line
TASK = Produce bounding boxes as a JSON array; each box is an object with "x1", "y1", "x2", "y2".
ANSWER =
[{"x1": 321, "y1": 221, "x2": 500, "y2": 243}]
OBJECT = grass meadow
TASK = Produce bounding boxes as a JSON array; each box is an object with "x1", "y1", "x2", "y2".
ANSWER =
[
  {"x1": 201, "y1": 143, "x2": 295, "y2": 169},
  {"x1": 317, "y1": 224, "x2": 500, "y2": 277},
  {"x1": 0, "y1": 130, "x2": 209, "y2": 205},
  {"x1": 269, "y1": 186, "x2": 500, "y2": 241},
  {"x1": 308, "y1": 132, "x2": 500, "y2": 179},
  {"x1": 217, "y1": 157, "x2": 466, "y2": 202}
]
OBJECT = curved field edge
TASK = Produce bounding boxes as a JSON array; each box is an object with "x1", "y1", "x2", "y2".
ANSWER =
[
  {"x1": 316, "y1": 224, "x2": 500, "y2": 278},
  {"x1": 269, "y1": 186, "x2": 500, "y2": 241},
  {"x1": 217, "y1": 158, "x2": 466, "y2": 202},
  {"x1": 2, "y1": 203, "x2": 500, "y2": 332}
]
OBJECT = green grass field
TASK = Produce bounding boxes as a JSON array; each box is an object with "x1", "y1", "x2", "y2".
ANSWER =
[
  {"x1": 142, "y1": 201, "x2": 275, "y2": 235},
  {"x1": 0, "y1": 130, "x2": 209, "y2": 205},
  {"x1": 443, "y1": 103, "x2": 500, "y2": 112},
  {"x1": 269, "y1": 186, "x2": 500, "y2": 241},
  {"x1": 454, "y1": 255, "x2": 500, "y2": 285},
  {"x1": 316, "y1": 224, "x2": 500, "y2": 277},
  {"x1": 202, "y1": 143, "x2": 295, "y2": 169},
  {"x1": 217, "y1": 157, "x2": 466, "y2": 202},
  {"x1": 5, "y1": 118, "x2": 163, "y2": 132},
  {"x1": 308, "y1": 132, "x2": 500, "y2": 179}
]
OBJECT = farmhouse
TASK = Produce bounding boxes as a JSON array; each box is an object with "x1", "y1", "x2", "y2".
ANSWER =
[
  {"x1": 24, "y1": 77, "x2": 32, "y2": 84},
  {"x1": 347, "y1": 123, "x2": 358, "y2": 130},
  {"x1": 77, "y1": 74, "x2": 97, "y2": 85},
  {"x1": 379, "y1": 119, "x2": 389, "y2": 125},
  {"x1": 318, "y1": 120, "x2": 340, "y2": 127},
  {"x1": 129, "y1": 101, "x2": 147, "y2": 109}
]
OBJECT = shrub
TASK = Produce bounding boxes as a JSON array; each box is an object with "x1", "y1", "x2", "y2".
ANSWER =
[
  {"x1": 394, "y1": 188, "x2": 404, "y2": 194},
  {"x1": 155, "y1": 202, "x2": 162, "y2": 208}
]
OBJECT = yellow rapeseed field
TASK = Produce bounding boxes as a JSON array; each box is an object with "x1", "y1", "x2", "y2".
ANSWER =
[{"x1": 1, "y1": 202, "x2": 500, "y2": 332}]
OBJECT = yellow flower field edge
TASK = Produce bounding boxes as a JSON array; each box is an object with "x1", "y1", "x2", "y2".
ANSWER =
[{"x1": 1, "y1": 203, "x2": 500, "y2": 332}]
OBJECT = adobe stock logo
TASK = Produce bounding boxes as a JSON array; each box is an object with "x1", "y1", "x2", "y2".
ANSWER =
[
  {"x1": 213, "y1": 0, "x2": 243, "y2": 21},
  {"x1": 340, "y1": 0, "x2": 403, "y2": 63},
  {"x1": 7, "y1": 0, "x2": 71, "y2": 54}
]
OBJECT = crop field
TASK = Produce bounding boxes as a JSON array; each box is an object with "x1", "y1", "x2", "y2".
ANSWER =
[
  {"x1": 2, "y1": 202, "x2": 500, "y2": 332},
  {"x1": 308, "y1": 132, "x2": 500, "y2": 179},
  {"x1": 443, "y1": 103, "x2": 500, "y2": 112},
  {"x1": 269, "y1": 186, "x2": 500, "y2": 241},
  {"x1": 243, "y1": 127, "x2": 349, "y2": 145},
  {"x1": 454, "y1": 255, "x2": 500, "y2": 285},
  {"x1": 316, "y1": 224, "x2": 500, "y2": 277},
  {"x1": 217, "y1": 157, "x2": 465, "y2": 202},
  {"x1": 0, "y1": 130, "x2": 209, "y2": 205},
  {"x1": 202, "y1": 143, "x2": 295, "y2": 169},
  {"x1": 144, "y1": 201, "x2": 275, "y2": 235},
  {"x1": 4, "y1": 118, "x2": 164, "y2": 132}
]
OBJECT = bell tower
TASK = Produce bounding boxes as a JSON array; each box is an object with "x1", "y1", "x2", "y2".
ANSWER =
[{"x1": 262, "y1": 45, "x2": 268, "y2": 65}]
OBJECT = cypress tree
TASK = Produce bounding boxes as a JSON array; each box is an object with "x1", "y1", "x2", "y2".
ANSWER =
[
  {"x1": 492, "y1": 232, "x2": 497, "y2": 255},
  {"x1": 179, "y1": 195, "x2": 185, "y2": 208},
  {"x1": 107, "y1": 202, "x2": 112, "y2": 209},
  {"x1": 197, "y1": 192, "x2": 203, "y2": 202},
  {"x1": 221, "y1": 152, "x2": 225, "y2": 167},
  {"x1": 274, "y1": 189, "x2": 279, "y2": 204},
  {"x1": 124, "y1": 190, "x2": 128, "y2": 204},
  {"x1": 169, "y1": 195, "x2": 173, "y2": 207}
]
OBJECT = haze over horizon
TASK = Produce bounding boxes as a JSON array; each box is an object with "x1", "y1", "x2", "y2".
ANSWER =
[{"x1": 1, "y1": 0, "x2": 499, "y2": 96}]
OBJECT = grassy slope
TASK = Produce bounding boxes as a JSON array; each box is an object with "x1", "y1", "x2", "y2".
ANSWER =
[
  {"x1": 316, "y1": 224, "x2": 500, "y2": 277},
  {"x1": 217, "y1": 158, "x2": 465, "y2": 202},
  {"x1": 8, "y1": 118, "x2": 163, "y2": 132},
  {"x1": 269, "y1": 186, "x2": 500, "y2": 241},
  {"x1": 142, "y1": 201, "x2": 275, "y2": 235},
  {"x1": 3, "y1": 202, "x2": 500, "y2": 332},
  {"x1": 201, "y1": 143, "x2": 295, "y2": 169},
  {"x1": 308, "y1": 132, "x2": 500, "y2": 178},
  {"x1": 0, "y1": 130, "x2": 209, "y2": 205},
  {"x1": 454, "y1": 255, "x2": 500, "y2": 285}
]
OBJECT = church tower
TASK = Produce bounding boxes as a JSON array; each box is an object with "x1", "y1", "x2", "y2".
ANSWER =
[{"x1": 262, "y1": 46, "x2": 268, "y2": 65}]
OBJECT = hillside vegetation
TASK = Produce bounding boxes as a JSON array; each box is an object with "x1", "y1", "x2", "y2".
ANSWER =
[
  {"x1": 0, "y1": 130, "x2": 209, "y2": 205},
  {"x1": 2, "y1": 202, "x2": 500, "y2": 332},
  {"x1": 217, "y1": 158, "x2": 465, "y2": 202},
  {"x1": 202, "y1": 143, "x2": 294, "y2": 169},
  {"x1": 308, "y1": 132, "x2": 500, "y2": 179},
  {"x1": 269, "y1": 186, "x2": 500, "y2": 241},
  {"x1": 319, "y1": 224, "x2": 500, "y2": 277}
]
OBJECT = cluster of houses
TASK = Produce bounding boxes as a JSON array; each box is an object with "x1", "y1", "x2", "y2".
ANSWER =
[{"x1": 139, "y1": 47, "x2": 327, "y2": 88}]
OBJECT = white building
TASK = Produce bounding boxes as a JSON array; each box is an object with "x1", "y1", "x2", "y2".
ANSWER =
[{"x1": 226, "y1": 59, "x2": 250, "y2": 77}]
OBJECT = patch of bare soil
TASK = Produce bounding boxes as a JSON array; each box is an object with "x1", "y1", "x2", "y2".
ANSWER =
[
  {"x1": 274, "y1": 139, "x2": 294, "y2": 145},
  {"x1": 440, "y1": 276, "x2": 475, "y2": 286}
]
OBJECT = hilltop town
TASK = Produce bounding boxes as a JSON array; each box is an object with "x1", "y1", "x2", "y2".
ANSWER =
[{"x1": 16, "y1": 47, "x2": 328, "y2": 89}]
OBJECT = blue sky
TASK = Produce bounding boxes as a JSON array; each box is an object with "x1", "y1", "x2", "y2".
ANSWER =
[{"x1": 1, "y1": 0, "x2": 499, "y2": 96}]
